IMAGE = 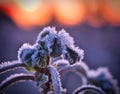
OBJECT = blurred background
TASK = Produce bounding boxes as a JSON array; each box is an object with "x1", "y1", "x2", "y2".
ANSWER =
[{"x1": 0, "y1": 0, "x2": 120, "y2": 94}]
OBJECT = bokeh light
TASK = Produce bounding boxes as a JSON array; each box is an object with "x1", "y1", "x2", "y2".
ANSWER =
[
  {"x1": 1, "y1": 0, "x2": 53, "y2": 28},
  {"x1": 0, "y1": 0, "x2": 120, "y2": 28},
  {"x1": 54, "y1": 0, "x2": 86, "y2": 25},
  {"x1": 100, "y1": 0, "x2": 120, "y2": 25}
]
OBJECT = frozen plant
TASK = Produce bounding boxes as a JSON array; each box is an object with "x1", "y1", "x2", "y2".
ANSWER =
[{"x1": 0, "y1": 27, "x2": 119, "y2": 94}]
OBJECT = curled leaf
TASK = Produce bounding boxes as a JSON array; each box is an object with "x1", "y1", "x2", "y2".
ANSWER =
[
  {"x1": 0, "y1": 73, "x2": 35, "y2": 91},
  {"x1": 88, "y1": 67, "x2": 120, "y2": 94},
  {"x1": 31, "y1": 50, "x2": 47, "y2": 68},
  {"x1": 50, "y1": 37, "x2": 63, "y2": 58},
  {"x1": 18, "y1": 43, "x2": 35, "y2": 67},
  {"x1": 73, "y1": 85, "x2": 106, "y2": 94},
  {"x1": 36, "y1": 27, "x2": 57, "y2": 55},
  {"x1": 0, "y1": 61, "x2": 24, "y2": 74},
  {"x1": 63, "y1": 46, "x2": 84, "y2": 64},
  {"x1": 57, "y1": 29, "x2": 74, "y2": 48},
  {"x1": 48, "y1": 65, "x2": 66, "y2": 94},
  {"x1": 58, "y1": 62, "x2": 88, "y2": 85},
  {"x1": 55, "y1": 60, "x2": 70, "y2": 70}
]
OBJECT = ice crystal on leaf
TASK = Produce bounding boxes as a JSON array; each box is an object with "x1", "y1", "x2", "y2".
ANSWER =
[
  {"x1": 55, "y1": 60, "x2": 70, "y2": 70},
  {"x1": 36, "y1": 27, "x2": 63, "y2": 58},
  {"x1": 49, "y1": 37, "x2": 63, "y2": 58},
  {"x1": 57, "y1": 29, "x2": 74, "y2": 48},
  {"x1": 73, "y1": 85, "x2": 106, "y2": 94},
  {"x1": 36, "y1": 27, "x2": 84, "y2": 63},
  {"x1": 18, "y1": 43, "x2": 48, "y2": 68},
  {"x1": 18, "y1": 43, "x2": 36, "y2": 67},
  {"x1": 36, "y1": 27, "x2": 57, "y2": 55},
  {"x1": 0, "y1": 61, "x2": 23, "y2": 74},
  {"x1": 31, "y1": 50, "x2": 47, "y2": 68},
  {"x1": 63, "y1": 46, "x2": 84, "y2": 64},
  {"x1": 48, "y1": 65, "x2": 66, "y2": 94}
]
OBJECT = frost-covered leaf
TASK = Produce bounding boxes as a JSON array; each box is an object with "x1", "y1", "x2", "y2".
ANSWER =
[
  {"x1": 48, "y1": 65, "x2": 66, "y2": 94},
  {"x1": 50, "y1": 37, "x2": 63, "y2": 57},
  {"x1": 63, "y1": 46, "x2": 84, "y2": 64},
  {"x1": 88, "y1": 67, "x2": 120, "y2": 94},
  {"x1": 37, "y1": 27, "x2": 57, "y2": 41},
  {"x1": 57, "y1": 29, "x2": 74, "y2": 48},
  {"x1": 0, "y1": 73, "x2": 35, "y2": 91},
  {"x1": 35, "y1": 27, "x2": 84, "y2": 63},
  {"x1": 55, "y1": 60, "x2": 70, "y2": 70},
  {"x1": 18, "y1": 43, "x2": 35, "y2": 67},
  {"x1": 36, "y1": 27, "x2": 57, "y2": 55},
  {"x1": 73, "y1": 85, "x2": 106, "y2": 94},
  {"x1": 18, "y1": 43, "x2": 48, "y2": 68},
  {"x1": 0, "y1": 61, "x2": 24, "y2": 74},
  {"x1": 58, "y1": 62, "x2": 88, "y2": 85},
  {"x1": 31, "y1": 50, "x2": 47, "y2": 68},
  {"x1": 36, "y1": 27, "x2": 64, "y2": 58},
  {"x1": 57, "y1": 61, "x2": 88, "y2": 76}
]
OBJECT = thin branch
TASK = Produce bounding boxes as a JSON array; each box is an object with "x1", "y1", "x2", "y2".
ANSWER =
[
  {"x1": 73, "y1": 85, "x2": 106, "y2": 94},
  {"x1": 0, "y1": 61, "x2": 25, "y2": 74},
  {"x1": 0, "y1": 73, "x2": 35, "y2": 91}
]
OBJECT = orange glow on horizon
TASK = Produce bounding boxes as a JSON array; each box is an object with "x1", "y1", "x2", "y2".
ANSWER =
[
  {"x1": 1, "y1": 1, "x2": 53, "y2": 28},
  {"x1": 54, "y1": 0, "x2": 86, "y2": 25},
  {"x1": 0, "y1": 0, "x2": 120, "y2": 28},
  {"x1": 85, "y1": 1, "x2": 104, "y2": 27},
  {"x1": 100, "y1": 0, "x2": 120, "y2": 25}
]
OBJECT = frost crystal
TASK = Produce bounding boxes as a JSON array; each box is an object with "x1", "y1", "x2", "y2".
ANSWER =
[
  {"x1": 35, "y1": 27, "x2": 84, "y2": 62},
  {"x1": 57, "y1": 29, "x2": 74, "y2": 48},
  {"x1": 73, "y1": 85, "x2": 106, "y2": 94},
  {"x1": 31, "y1": 50, "x2": 47, "y2": 68},
  {"x1": 36, "y1": 27, "x2": 64, "y2": 58},
  {"x1": 18, "y1": 43, "x2": 48, "y2": 68},
  {"x1": 0, "y1": 61, "x2": 23, "y2": 74},
  {"x1": 36, "y1": 27, "x2": 57, "y2": 55},
  {"x1": 55, "y1": 60, "x2": 70, "y2": 70},
  {"x1": 37, "y1": 27, "x2": 57, "y2": 41},
  {"x1": 49, "y1": 37, "x2": 63, "y2": 57},
  {"x1": 63, "y1": 46, "x2": 84, "y2": 64},
  {"x1": 48, "y1": 65, "x2": 66, "y2": 94}
]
